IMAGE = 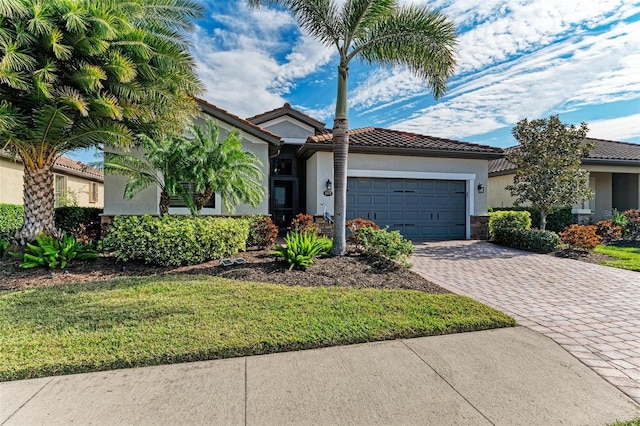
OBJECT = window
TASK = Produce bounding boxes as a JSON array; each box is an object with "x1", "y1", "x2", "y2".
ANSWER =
[
  {"x1": 54, "y1": 175, "x2": 67, "y2": 207},
  {"x1": 89, "y1": 182, "x2": 99, "y2": 204},
  {"x1": 169, "y1": 182, "x2": 215, "y2": 208}
]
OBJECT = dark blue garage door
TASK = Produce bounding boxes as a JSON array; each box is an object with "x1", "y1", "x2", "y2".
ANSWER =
[{"x1": 346, "y1": 178, "x2": 466, "y2": 240}]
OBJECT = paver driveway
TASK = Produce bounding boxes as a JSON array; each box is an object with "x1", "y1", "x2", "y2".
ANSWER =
[{"x1": 411, "y1": 240, "x2": 640, "y2": 403}]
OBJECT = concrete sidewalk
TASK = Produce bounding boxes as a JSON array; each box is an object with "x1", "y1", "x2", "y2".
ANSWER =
[{"x1": 1, "y1": 328, "x2": 638, "y2": 426}]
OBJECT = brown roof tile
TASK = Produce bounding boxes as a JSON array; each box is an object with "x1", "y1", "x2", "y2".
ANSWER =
[
  {"x1": 247, "y1": 103, "x2": 327, "y2": 131},
  {"x1": 300, "y1": 127, "x2": 504, "y2": 159},
  {"x1": 488, "y1": 138, "x2": 640, "y2": 175},
  {"x1": 0, "y1": 149, "x2": 103, "y2": 181}
]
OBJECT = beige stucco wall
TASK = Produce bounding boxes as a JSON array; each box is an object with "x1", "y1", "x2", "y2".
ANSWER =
[
  {"x1": 103, "y1": 118, "x2": 270, "y2": 216},
  {"x1": 0, "y1": 157, "x2": 24, "y2": 205},
  {"x1": 306, "y1": 151, "x2": 490, "y2": 218},
  {"x1": 592, "y1": 172, "x2": 612, "y2": 221},
  {"x1": 1, "y1": 156, "x2": 103, "y2": 207},
  {"x1": 487, "y1": 174, "x2": 518, "y2": 208}
]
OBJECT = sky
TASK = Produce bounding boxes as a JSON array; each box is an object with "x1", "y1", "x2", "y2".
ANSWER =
[{"x1": 69, "y1": 0, "x2": 640, "y2": 163}]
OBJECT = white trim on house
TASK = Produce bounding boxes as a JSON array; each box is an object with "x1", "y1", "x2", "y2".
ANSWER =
[{"x1": 282, "y1": 137, "x2": 308, "y2": 145}]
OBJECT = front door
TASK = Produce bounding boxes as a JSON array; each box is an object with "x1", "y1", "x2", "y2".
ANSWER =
[{"x1": 271, "y1": 179, "x2": 298, "y2": 231}]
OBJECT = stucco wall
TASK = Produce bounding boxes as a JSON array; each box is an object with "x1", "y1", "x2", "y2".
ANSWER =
[
  {"x1": 65, "y1": 175, "x2": 104, "y2": 207},
  {"x1": 306, "y1": 151, "x2": 490, "y2": 216},
  {"x1": 260, "y1": 120, "x2": 314, "y2": 140},
  {"x1": 487, "y1": 174, "x2": 517, "y2": 208},
  {"x1": 0, "y1": 157, "x2": 24, "y2": 205}
]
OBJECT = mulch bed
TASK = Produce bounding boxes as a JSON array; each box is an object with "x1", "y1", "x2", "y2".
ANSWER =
[
  {"x1": 552, "y1": 248, "x2": 617, "y2": 265},
  {"x1": 0, "y1": 249, "x2": 449, "y2": 294}
]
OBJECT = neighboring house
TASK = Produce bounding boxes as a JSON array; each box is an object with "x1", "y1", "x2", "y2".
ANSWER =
[
  {"x1": 0, "y1": 150, "x2": 104, "y2": 207},
  {"x1": 104, "y1": 99, "x2": 504, "y2": 240},
  {"x1": 488, "y1": 138, "x2": 640, "y2": 222}
]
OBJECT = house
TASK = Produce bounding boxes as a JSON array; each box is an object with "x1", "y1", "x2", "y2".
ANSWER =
[
  {"x1": 0, "y1": 150, "x2": 104, "y2": 207},
  {"x1": 104, "y1": 99, "x2": 504, "y2": 240},
  {"x1": 488, "y1": 138, "x2": 640, "y2": 222}
]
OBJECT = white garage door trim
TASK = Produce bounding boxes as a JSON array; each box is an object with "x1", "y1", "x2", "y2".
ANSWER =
[{"x1": 347, "y1": 169, "x2": 476, "y2": 239}]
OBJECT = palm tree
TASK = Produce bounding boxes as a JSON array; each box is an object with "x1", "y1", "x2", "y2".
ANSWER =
[
  {"x1": 0, "y1": 0, "x2": 203, "y2": 242},
  {"x1": 183, "y1": 119, "x2": 266, "y2": 214},
  {"x1": 101, "y1": 134, "x2": 189, "y2": 215},
  {"x1": 248, "y1": 0, "x2": 457, "y2": 254}
]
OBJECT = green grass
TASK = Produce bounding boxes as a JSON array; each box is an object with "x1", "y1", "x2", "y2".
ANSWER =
[
  {"x1": 594, "y1": 245, "x2": 640, "y2": 271},
  {"x1": 0, "y1": 275, "x2": 515, "y2": 381},
  {"x1": 610, "y1": 419, "x2": 640, "y2": 426}
]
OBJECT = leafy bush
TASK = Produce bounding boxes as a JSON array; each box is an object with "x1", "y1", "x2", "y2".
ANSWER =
[
  {"x1": 246, "y1": 215, "x2": 278, "y2": 249},
  {"x1": 0, "y1": 238, "x2": 9, "y2": 257},
  {"x1": 103, "y1": 215, "x2": 249, "y2": 266},
  {"x1": 0, "y1": 203, "x2": 23, "y2": 236},
  {"x1": 11, "y1": 233, "x2": 98, "y2": 269},
  {"x1": 595, "y1": 220, "x2": 622, "y2": 242},
  {"x1": 346, "y1": 218, "x2": 379, "y2": 245},
  {"x1": 492, "y1": 228, "x2": 560, "y2": 253},
  {"x1": 559, "y1": 225, "x2": 602, "y2": 250},
  {"x1": 622, "y1": 209, "x2": 640, "y2": 239},
  {"x1": 290, "y1": 213, "x2": 319, "y2": 235},
  {"x1": 355, "y1": 227, "x2": 414, "y2": 267},
  {"x1": 490, "y1": 207, "x2": 573, "y2": 232},
  {"x1": 489, "y1": 210, "x2": 531, "y2": 240},
  {"x1": 271, "y1": 231, "x2": 332, "y2": 270},
  {"x1": 54, "y1": 207, "x2": 103, "y2": 243}
]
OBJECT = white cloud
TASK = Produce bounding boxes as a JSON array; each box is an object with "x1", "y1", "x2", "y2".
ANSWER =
[
  {"x1": 588, "y1": 114, "x2": 640, "y2": 141},
  {"x1": 190, "y1": 4, "x2": 333, "y2": 118}
]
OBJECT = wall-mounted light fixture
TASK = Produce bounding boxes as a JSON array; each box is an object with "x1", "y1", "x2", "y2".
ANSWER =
[
  {"x1": 323, "y1": 179, "x2": 333, "y2": 196},
  {"x1": 477, "y1": 183, "x2": 485, "y2": 193}
]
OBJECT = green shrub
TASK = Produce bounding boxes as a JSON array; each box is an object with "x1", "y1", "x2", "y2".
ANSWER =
[
  {"x1": 103, "y1": 215, "x2": 249, "y2": 266},
  {"x1": 271, "y1": 231, "x2": 332, "y2": 270},
  {"x1": 0, "y1": 203, "x2": 23, "y2": 236},
  {"x1": 489, "y1": 210, "x2": 531, "y2": 239},
  {"x1": 246, "y1": 215, "x2": 278, "y2": 249},
  {"x1": 11, "y1": 233, "x2": 98, "y2": 269},
  {"x1": 346, "y1": 218, "x2": 379, "y2": 246},
  {"x1": 492, "y1": 228, "x2": 560, "y2": 253},
  {"x1": 622, "y1": 209, "x2": 640, "y2": 239},
  {"x1": 356, "y1": 227, "x2": 414, "y2": 267},
  {"x1": 0, "y1": 238, "x2": 9, "y2": 257},
  {"x1": 490, "y1": 207, "x2": 573, "y2": 232},
  {"x1": 54, "y1": 207, "x2": 103, "y2": 242}
]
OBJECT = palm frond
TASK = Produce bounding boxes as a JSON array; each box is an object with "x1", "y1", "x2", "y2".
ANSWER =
[
  {"x1": 352, "y1": 5, "x2": 457, "y2": 99},
  {"x1": 341, "y1": 0, "x2": 394, "y2": 40},
  {"x1": 0, "y1": 0, "x2": 29, "y2": 19}
]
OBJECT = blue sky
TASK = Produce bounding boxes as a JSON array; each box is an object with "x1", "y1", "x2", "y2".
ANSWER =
[{"x1": 70, "y1": 0, "x2": 640, "y2": 163}]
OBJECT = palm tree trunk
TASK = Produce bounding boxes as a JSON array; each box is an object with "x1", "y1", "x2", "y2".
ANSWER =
[
  {"x1": 159, "y1": 189, "x2": 170, "y2": 215},
  {"x1": 331, "y1": 61, "x2": 349, "y2": 256},
  {"x1": 18, "y1": 162, "x2": 56, "y2": 243},
  {"x1": 194, "y1": 186, "x2": 214, "y2": 214}
]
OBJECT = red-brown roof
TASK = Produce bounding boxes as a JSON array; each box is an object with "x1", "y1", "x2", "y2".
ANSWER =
[
  {"x1": 488, "y1": 138, "x2": 640, "y2": 175},
  {"x1": 0, "y1": 150, "x2": 103, "y2": 181},
  {"x1": 299, "y1": 127, "x2": 504, "y2": 159},
  {"x1": 247, "y1": 103, "x2": 327, "y2": 132},
  {"x1": 195, "y1": 98, "x2": 282, "y2": 145}
]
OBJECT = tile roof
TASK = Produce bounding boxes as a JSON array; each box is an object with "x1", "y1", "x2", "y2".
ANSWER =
[
  {"x1": 300, "y1": 127, "x2": 504, "y2": 158},
  {"x1": 195, "y1": 98, "x2": 282, "y2": 145},
  {"x1": 246, "y1": 103, "x2": 327, "y2": 131},
  {"x1": 488, "y1": 138, "x2": 640, "y2": 175},
  {"x1": 0, "y1": 150, "x2": 103, "y2": 181}
]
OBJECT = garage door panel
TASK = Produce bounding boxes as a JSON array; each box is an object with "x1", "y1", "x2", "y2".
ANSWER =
[{"x1": 347, "y1": 177, "x2": 466, "y2": 240}]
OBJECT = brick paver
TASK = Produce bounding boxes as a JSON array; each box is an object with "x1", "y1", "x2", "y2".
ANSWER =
[{"x1": 411, "y1": 240, "x2": 640, "y2": 403}]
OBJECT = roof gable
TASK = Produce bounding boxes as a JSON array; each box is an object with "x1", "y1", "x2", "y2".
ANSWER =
[
  {"x1": 247, "y1": 103, "x2": 326, "y2": 132},
  {"x1": 298, "y1": 127, "x2": 504, "y2": 159}
]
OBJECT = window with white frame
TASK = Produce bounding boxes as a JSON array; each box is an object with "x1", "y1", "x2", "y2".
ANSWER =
[
  {"x1": 54, "y1": 174, "x2": 67, "y2": 207},
  {"x1": 169, "y1": 182, "x2": 215, "y2": 208},
  {"x1": 89, "y1": 182, "x2": 99, "y2": 203}
]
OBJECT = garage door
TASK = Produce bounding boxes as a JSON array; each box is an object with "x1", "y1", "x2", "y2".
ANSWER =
[{"x1": 346, "y1": 178, "x2": 466, "y2": 240}]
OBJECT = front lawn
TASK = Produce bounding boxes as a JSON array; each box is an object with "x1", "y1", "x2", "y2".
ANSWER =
[
  {"x1": 0, "y1": 276, "x2": 515, "y2": 381},
  {"x1": 594, "y1": 245, "x2": 640, "y2": 272}
]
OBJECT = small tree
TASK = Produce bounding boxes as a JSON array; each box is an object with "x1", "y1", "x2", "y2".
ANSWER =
[{"x1": 506, "y1": 115, "x2": 593, "y2": 231}]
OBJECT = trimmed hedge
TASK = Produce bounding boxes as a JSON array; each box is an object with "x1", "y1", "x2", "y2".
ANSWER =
[
  {"x1": 490, "y1": 206, "x2": 573, "y2": 232},
  {"x1": 493, "y1": 228, "x2": 561, "y2": 253},
  {"x1": 0, "y1": 203, "x2": 23, "y2": 236},
  {"x1": 489, "y1": 210, "x2": 531, "y2": 240},
  {"x1": 103, "y1": 215, "x2": 250, "y2": 266}
]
